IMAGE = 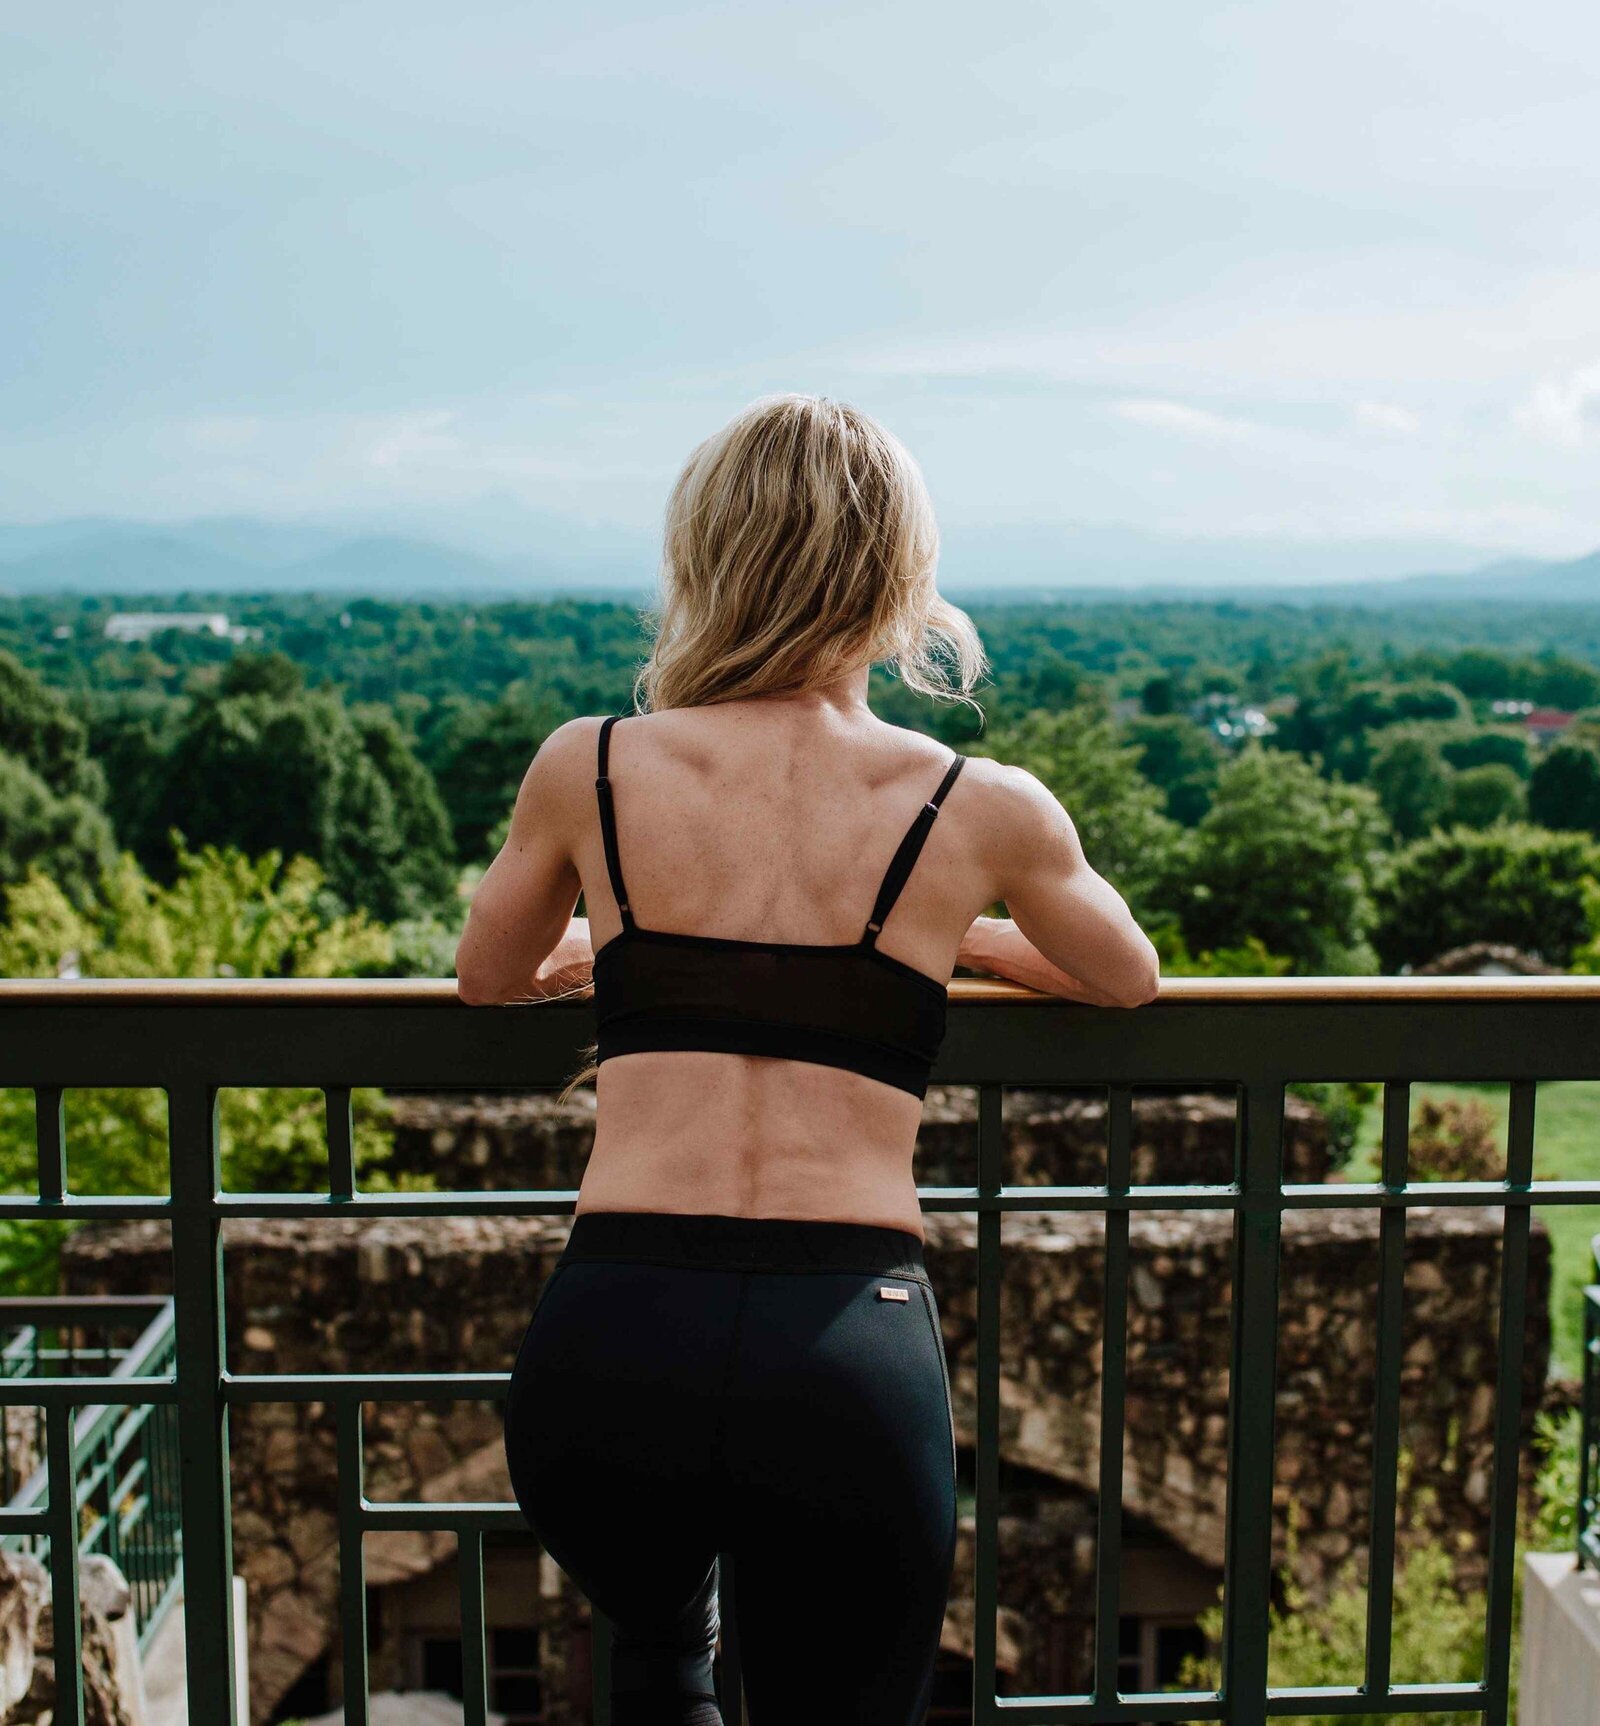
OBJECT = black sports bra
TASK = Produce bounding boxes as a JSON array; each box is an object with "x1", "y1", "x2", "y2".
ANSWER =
[{"x1": 590, "y1": 715, "x2": 966, "y2": 1099}]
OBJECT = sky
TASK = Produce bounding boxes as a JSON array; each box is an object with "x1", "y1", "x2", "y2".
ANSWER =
[{"x1": 5, "y1": 0, "x2": 1600, "y2": 565}]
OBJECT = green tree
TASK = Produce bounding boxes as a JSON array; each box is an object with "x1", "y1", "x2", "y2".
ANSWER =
[
  {"x1": 0, "y1": 841, "x2": 393, "y2": 982},
  {"x1": 0, "y1": 648, "x2": 105, "y2": 799},
  {"x1": 1564, "y1": 877, "x2": 1600, "y2": 975},
  {"x1": 1374, "y1": 823, "x2": 1600, "y2": 970},
  {"x1": 1165, "y1": 745, "x2": 1387, "y2": 974},
  {"x1": 149, "y1": 659, "x2": 457, "y2": 921},
  {"x1": 1140, "y1": 673, "x2": 1178, "y2": 716},
  {"x1": 1149, "y1": 925, "x2": 1293, "y2": 976},
  {"x1": 1369, "y1": 729, "x2": 1453, "y2": 841},
  {"x1": 420, "y1": 688, "x2": 570, "y2": 861},
  {"x1": 1276, "y1": 680, "x2": 1470, "y2": 780},
  {"x1": 1439, "y1": 647, "x2": 1524, "y2": 701},
  {"x1": 1439, "y1": 727, "x2": 1529, "y2": 777},
  {"x1": 1530, "y1": 652, "x2": 1600, "y2": 711},
  {"x1": 1441, "y1": 763, "x2": 1525, "y2": 829},
  {"x1": 0, "y1": 843, "x2": 406, "y2": 1291},
  {"x1": 82, "y1": 690, "x2": 186, "y2": 861},
  {"x1": 215, "y1": 649, "x2": 303, "y2": 699},
  {"x1": 970, "y1": 705, "x2": 1182, "y2": 919},
  {"x1": 0, "y1": 751, "x2": 116, "y2": 906},
  {"x1": 1124, "y1": 715, "x2": 1224, "y2": 826},
  {"x1": 1528, "y1": 740, "x2": 1600, "y2": 837}
]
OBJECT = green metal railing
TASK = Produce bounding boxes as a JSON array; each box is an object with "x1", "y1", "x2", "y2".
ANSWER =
[
  {"x1": 0, "y1": 1296, "x2": 183, "y2": 1649},
  {"x1": 1581, "y1": 1276, "x2": 1599, "y2": 1572},
  {"x1": 2, "y1": 973, "x2": 1599, "y2": 1726}
]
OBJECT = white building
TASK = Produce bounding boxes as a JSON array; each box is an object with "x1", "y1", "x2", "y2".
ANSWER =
[{"x1": 104, "y1": 612, "x2": 260, "y2": 645}]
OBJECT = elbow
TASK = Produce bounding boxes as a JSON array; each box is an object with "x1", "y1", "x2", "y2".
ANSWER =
[
  {"x1": 454, "y1": 925, "x2": 503, "y2": 1006},
  {"x1": 455, "y1": 973, "x2": 499, "y2": 1007},
  {"x1": 454, "y1": 947, "x2": 502, "y2": 1007},
  {"x1": 1113, "y1": 949, "x2": 1162, "y2": 1009}
]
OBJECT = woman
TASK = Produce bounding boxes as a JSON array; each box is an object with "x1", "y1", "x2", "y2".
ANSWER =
[{"x1": 456, "y1": 395, "x2": 1159, "y2": 1725}]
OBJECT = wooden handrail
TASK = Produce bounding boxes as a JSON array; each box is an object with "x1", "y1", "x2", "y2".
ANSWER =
[{"x1": 3, "y1": 973, "x2": 1600, "y2": 1006}]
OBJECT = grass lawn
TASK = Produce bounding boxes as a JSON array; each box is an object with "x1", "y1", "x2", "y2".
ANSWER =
[{"x1": 1347, "y1": 1081, "x2": 1600, "y2": 1377}]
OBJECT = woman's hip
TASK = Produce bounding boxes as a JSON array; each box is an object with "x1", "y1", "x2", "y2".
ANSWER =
[{"x1": 503, "y1": 1211, "x2": 952, "y2": 1486}]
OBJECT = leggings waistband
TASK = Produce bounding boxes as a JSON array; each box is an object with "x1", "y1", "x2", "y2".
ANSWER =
[{"x1": 558, "y1": 1210, "x2": 930, "y2": 1283}]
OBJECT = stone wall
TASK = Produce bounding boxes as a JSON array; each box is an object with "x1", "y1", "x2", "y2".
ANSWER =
[
  {"x1": 930, "y1": 1203, "x2": 1552, "y2": 1695},
  {"x1": 61, "y1": 1186, "x2": 1548, "y2": 1716},
  {"x1": 0, "y1": 1550, "x2": 146, "y2": 1725}
]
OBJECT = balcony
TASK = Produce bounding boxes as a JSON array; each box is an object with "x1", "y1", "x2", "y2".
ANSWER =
[{"x1": 2, "y1": 974, "x2": 1599, "y2": 1726}]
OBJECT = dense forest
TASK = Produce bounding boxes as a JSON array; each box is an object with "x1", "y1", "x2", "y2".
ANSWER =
[{"x1": 5, "y1": 591, "x2": 1600, "y2": 982}]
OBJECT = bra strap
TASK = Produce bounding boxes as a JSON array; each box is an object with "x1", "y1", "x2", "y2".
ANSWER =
[
  {"x1": 862, "y1": 754, "x2": 966, "y2": 947},
  {"x1": 595, "y1": 715, "x2": 634, "y2": 930}
]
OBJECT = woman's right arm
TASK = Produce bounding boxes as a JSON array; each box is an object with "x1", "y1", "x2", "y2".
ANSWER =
[{"x1": 963, "y1": 763, "x2": 1161, "y2": 1008}]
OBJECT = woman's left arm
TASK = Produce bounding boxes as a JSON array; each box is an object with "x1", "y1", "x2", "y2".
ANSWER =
[{"x1": 455, "y1": 721, "x2": 595, "y2": 1004}]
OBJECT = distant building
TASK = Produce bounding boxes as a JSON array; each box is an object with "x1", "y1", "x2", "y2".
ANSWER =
[
  {"x1": 1412, "y1": 941, "x2": 1561, "y2": 978},
  {"x1": 1488, "y1": 699, "x2": 1577, "y2": 743},
  {"x1": 1190, "y1": 692, "x2": 1276, "y2": 743},
  {"x1": 105, "y1": 611, "x2": 229, "y2": 643},
  {"x1": 104, "y1": 612, "x2": 260, "y2": 645},
  {"x1": 1523, "y1": 707, "x2": 1576, "y2": 743}
]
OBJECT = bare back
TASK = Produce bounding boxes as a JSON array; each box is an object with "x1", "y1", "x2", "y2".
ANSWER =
[{"x1": 574, "y1": 699, "x2": 1000, "y2": 1236}]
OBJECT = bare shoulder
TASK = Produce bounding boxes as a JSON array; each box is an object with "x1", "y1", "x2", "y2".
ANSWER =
[
  {"x1": 511, "y1": 715, "x2": 609, "y2": 815},
  {"x1": 952, "y1": 752, "x2": 1079, "y2": 860}
]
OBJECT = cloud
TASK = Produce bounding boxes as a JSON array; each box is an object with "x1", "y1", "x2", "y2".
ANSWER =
[
  {"x1": 366, "y1": 409, "x2": 463, "y2": 470},
  {"x1": 1108, "y1": 398, "x2": 1267, "y2": 444},
  {"x1": 853, "y1": 270, "x2": 1600, "y2": 398},
  {"x1": 1512, "y1": 361, "x2": 1600, "y2": 445},
  {"x1": 1353, "y1": 400, "x2": 1421, "y2": 435}
]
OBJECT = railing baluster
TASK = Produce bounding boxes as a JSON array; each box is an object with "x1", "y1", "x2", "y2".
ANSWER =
[
  {"x1": 46, "y1": 1401, "x2": 84, "y2": 1726},
  {"x1": 973, "y1": 1081, "x2": 1004, "y2": 1726},
  {"x1": 1093, "y1": 1087, "x2": 1133, "y2": 1708},
  {"x1": 1363, "y1": 1080, "x2": 1409, "y2": 1697},
  {"x1": 325, "y1": 1086, "x2": 356, "y2": 1200},
  {"x1": 1482, "y1": 1079, "x2": 1536, "y2": 1726},
  {"x1": 1220, "y1": 1079, "x2": 1285, "y2": 1726},
  {"x1": 1581, "y1": 1286, "x2": 1597, "y2": 1568},
  {"x1": 458, "y1": 1527, "x2": 488, "y2": 1726},
  {"x1": 168, "y1": 1085, "x2": 240, "y2": 1725},
  {"x1": 337, "y1": 1397, "x2": 370, "y2": 1726},
  {"x1": 35, "y1": 1084, "x2": 65, "y2": 1201}
]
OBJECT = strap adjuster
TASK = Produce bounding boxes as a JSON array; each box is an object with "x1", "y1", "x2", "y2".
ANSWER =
[{"x1": 595, "y1": 776, "x2": 609, "y2": 790}]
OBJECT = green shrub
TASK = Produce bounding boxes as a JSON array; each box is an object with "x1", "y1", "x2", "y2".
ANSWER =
[{"x1": 1181, "y1": 1496, "x2": 1484, "y2": 1726}]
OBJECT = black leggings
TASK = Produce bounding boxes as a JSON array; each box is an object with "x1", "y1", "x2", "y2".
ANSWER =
[{"x1": 503, "y1": 1210, "x2": 959, "y2": 1724}]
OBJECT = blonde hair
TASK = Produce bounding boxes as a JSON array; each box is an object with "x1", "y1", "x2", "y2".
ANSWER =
[
  {"x1": 554, "y1": 396, "x2": 986, "y2": 1102},
  {"x1": 633, "y1": 394, "x2": 987, "y2": 713}
]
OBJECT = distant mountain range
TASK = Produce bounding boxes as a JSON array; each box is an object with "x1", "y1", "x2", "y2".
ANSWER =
[
  {"x1": 0, "y1": 504, "x2": 1595, "y2": 604},
  {"x1": 0, "y1": 506, "x2": 658, "y2": 599}
]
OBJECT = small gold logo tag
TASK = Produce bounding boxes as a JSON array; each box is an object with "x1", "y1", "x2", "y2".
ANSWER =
[{"x1": 878, "y1": 1286, "x2": 910, "y2": 1302}]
